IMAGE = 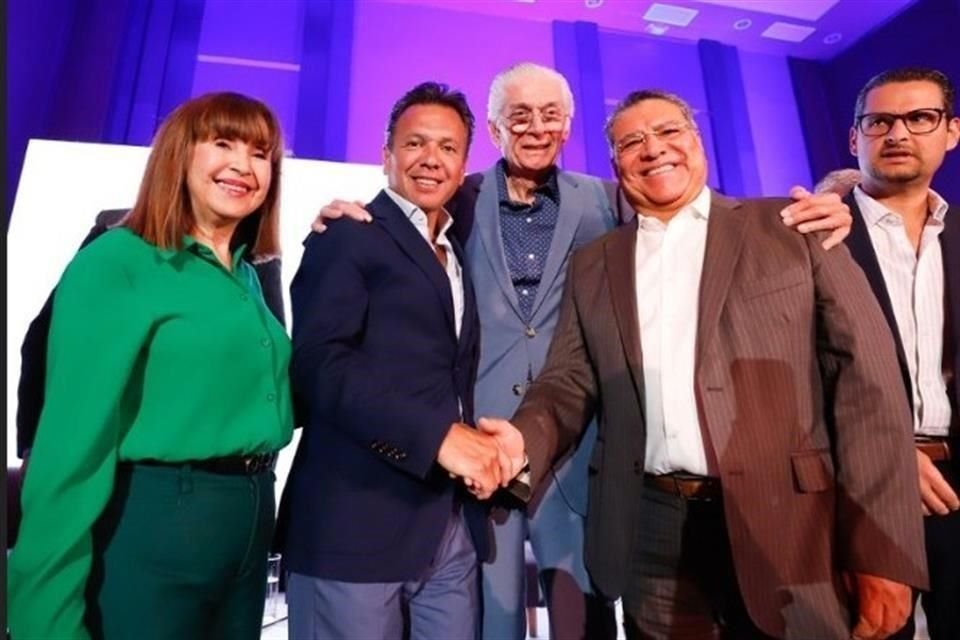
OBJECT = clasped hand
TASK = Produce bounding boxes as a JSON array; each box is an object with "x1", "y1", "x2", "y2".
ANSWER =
[{"x1": 436, "y1": 418, "x2": 525, "y2": 500}]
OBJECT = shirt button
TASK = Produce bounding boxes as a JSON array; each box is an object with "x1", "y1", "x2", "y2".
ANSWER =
[
  {"x1": 521, "y1": 289, "x2": 529, "y2": 296},
  {"x1": 525, "y1": 217, "x2": 533, "y2": 223},
  {"x1": 512, "y1": 384, "x2": 524, "y2": 396},
  {"x1": 261, "y1": 338, "x2": 271, "y2": 347},
  {"x1": 266, "y1": 393, "x2": 275, "y2": 402},
  {"x1": 525, "y1": 326, "x2": 536, "y2": 338},
  {"x1": 527, "y1": 253, "x2": 536, "y2": 260}
]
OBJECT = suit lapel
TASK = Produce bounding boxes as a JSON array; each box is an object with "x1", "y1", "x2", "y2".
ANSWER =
[
  {"x1": 474, "y1": 167, "x2": 524, "y2": 320},
  {"x1": 530, "y1": 171, "x2": 585, "y2": 318},
  {"x1": 371, "y1": 191, "x2": 456, "y2": 337},
  {"x1": 941, "y1": 205, "x2": 960, "y2": 406},
  {"x1": 696, "y1": 193, "x2": 747, "y2": 367},
  {"x1": 843, "y1": 194, "x2": 910, "y2": 384},
  {"x1": 605, "y1": 220, "x2": 645, "y2": 403}
]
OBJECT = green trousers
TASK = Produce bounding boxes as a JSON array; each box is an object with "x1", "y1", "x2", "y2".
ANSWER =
[{"x1": 85, "y1": 463, "x2": 275, "y2": 640}]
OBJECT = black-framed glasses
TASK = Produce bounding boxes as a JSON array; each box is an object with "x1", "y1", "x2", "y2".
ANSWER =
[
  {"x1": 614, "y1": 122, "x2": 693, "y2": 156},
  {"x1": 501, "y1": 106, "x2": 568, "y2": 134},
  {"x1": 855, "y1": 108, "x2": 946, "y2": 136}
]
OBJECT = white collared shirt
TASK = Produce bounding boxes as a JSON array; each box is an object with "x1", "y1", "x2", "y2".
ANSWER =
[
  {"x1": 854, "y1": 186, "x2": 951, "y2": 436},
  {"x1": 636, "y1": 187, "x2": 712, "y2": 475},
  {"x1": 385, "y1": 188, "x2": 464, "y2": 338}
]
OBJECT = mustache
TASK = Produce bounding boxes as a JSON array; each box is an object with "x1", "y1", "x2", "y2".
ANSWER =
[{"x1": 879, "y1": 144, "x2": 916, "y2": 158}]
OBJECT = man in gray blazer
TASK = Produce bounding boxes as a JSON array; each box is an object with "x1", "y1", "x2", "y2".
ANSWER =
[
  {"x1": 319, "y1": 64, "x2": 853, "y2": 640},
  {"x1": 488, "y1": 89, "x2": 928, "y2": 639}
]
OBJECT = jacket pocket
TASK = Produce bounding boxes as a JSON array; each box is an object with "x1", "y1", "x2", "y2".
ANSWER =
[
  {"x1": 741, "y1": 267, "x2": 807, "y2": 301},
  {"x1": 790, "y1": 449, "x2": 834, "y2": 493}
]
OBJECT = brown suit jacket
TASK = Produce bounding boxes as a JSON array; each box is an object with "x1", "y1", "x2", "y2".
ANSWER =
[{"x1": 512, "y1": 192, "x2": 928, "y2": 639}]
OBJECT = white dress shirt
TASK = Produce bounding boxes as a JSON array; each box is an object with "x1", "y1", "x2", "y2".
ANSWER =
[
  {"x1": 854, "y1": 186, "x2": 952, "y2": 436},
  {"x1": 385, "y1": 188, "x2": 464, "y2": 338},
  {"x1": 636, "y1": 187, "x2": 712, "y2": 475}
]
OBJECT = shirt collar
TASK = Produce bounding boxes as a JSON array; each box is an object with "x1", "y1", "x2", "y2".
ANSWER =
[
  {"x1": 158, "y1": 235, "x2": 248, "y2": 271},
  {"x1": 384, "y1": 187, "x2": 455, "y2": 243},
  {"x1": 854, "y1": 185, "x2": 949, "y2": 227},
  {"x1": 495, "y1": 158, "x2": 560, "y2": 207},
  {"x1": 634, "y1": 186, "x2": 712, "y2": 227}
]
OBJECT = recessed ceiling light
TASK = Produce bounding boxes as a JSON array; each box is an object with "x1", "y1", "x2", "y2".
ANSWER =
[
  {"x1": 733, "y1": 18, "x2": 752, "y2": 30},
  {"x1": 585, "y1": 0, "x2": 604, "y2": 8},
  {"x1": 646, "y1": 22, "x2": 670, "y2": 36},
  {"x1": 761, "y1": 22, "x2": 816, "y2": 43},
  {"x1": 643, "y1": 3, "x2": 698, "y2": 27},
  {"x1": 823, "y1": 32, "x2": 842, "y2": 44}
]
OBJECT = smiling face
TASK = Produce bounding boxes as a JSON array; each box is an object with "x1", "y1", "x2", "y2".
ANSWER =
[
  {"x1": 609, "y1": 98, "x2": 707, "y2": 220},
  {"x1": 489, "y1": 72, "x2": 570, "y2": 178},
  {"x1": 383, "y1": 103, "x2": 468, "y2": 215},
  {"x1": 186, "y1": 137, "x2": 272, "y2": 230},
  {"x1": 850, "y1": 80, "x2": 959, "y2": 193}
]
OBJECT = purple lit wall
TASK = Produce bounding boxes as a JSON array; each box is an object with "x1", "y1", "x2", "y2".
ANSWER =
[
  {"x1": 9, "y1": 0, "x2": 955, "y2": 220},
  {"x1": 345, "y1": 2, "x2": 554, "y2": 172},
  {"x1": 739, "y1": 51, "x2": 812, "y2": 194},
  {"x1": 191, "y1": 0, "x2": 305, "y2": 146}
]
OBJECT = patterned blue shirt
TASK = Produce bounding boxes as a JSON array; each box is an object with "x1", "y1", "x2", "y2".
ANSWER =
[{"x1": 495, "y1": 159, "x2": 561, "y2": 320}]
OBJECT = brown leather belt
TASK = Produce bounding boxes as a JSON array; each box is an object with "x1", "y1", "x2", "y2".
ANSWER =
[
  {"x1": 915, "y1": 437, "x2": 952, "y2": 463},
  {"x1": 644, "y1": 473, "x2": 722, "y2": 501}
]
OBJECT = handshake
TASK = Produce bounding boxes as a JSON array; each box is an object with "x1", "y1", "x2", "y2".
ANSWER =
[{"x1": 437, "y1": 418, "x2": 527, "y2": 500}]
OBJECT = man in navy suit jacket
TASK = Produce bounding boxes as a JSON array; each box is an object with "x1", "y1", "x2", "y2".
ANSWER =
[
  {"x1": 844, "y1": 67, "x2": 960, "y2": 640},
  {"x1": 283, "y1": 82, "x2": 524, "y2": 640}
]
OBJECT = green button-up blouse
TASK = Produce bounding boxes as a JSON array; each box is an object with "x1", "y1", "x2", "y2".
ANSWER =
[{"x1": 8, "y1": 227, "x2": 293, "y2": 639}]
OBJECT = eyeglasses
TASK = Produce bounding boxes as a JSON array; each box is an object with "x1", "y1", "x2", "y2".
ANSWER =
[
  {"x1": 614, "y1": 122, "x2": 693, "y2": 156},
  {"x1": 501, "y1": 106, "x2": 568, "y2": 134},
  {"x1": 855, "y1": 108, "x2": 947, "y2": 137}
]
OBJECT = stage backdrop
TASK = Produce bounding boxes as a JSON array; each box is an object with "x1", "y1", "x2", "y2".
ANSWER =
[{"x1": 6, "y1": 139, "x2": 388, "y2": 504}]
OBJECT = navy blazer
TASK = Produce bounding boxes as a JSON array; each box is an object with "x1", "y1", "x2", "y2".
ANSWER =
[
  {"x1": 844, "y1": 193, "x2": 959, "y2": 413},
  {"x1": 283, "y1": 190, "x2": 485, "y2": 582}
]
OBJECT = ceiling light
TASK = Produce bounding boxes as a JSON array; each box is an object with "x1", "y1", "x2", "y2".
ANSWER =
[
  {"x1": 823, "y1": 32, "x2": 842, "y2": 44},
  {"x1": 643, "y1": 3, "x2": 698, "y2": 27},
  {"x1": 733, "y1": 18, "x2": 752, "y2": 30},
  {"x1": 761, "y1": 22, "x2": 816, "y2": 43},
  {"x1": 585, "y1": 0, "x2": 604, "y2": 7},
  {"x1": 645, "y1": 23, "x2": 670, "y2": 36}
]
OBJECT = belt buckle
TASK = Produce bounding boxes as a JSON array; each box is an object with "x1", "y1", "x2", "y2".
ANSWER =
[
  {"x1": 244, "y1": 454, "x2": 266, "y2": 474},
  {"x1": 246, "y1": 453, "x2": 275, "y2": 474}
]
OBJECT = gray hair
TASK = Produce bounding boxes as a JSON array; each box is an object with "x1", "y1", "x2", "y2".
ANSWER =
[
  {"x1": 487, "y1": 62, "x2": 575, "y2": 122},
  {"x1": 604, "y1": 89, "x2": 698, "y2": 154},
  {"x1": 814, "y1": 168, "x2": 861, "y2": 197}
]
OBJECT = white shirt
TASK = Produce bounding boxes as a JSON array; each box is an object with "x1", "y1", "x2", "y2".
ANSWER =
[
  {"x1": 854, "y1": 186, "x2": 952, "y2": 436},
  {"x1": 385, "y1": 188, "x2": 464, "y2": 338},
  {"x1": 636, "y1": 187, "x2": 712, "y2": 475}
]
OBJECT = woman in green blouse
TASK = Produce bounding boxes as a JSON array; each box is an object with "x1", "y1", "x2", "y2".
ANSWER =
[{"x1": 8, "y1": 92, "x2": 294, "y2": 640}]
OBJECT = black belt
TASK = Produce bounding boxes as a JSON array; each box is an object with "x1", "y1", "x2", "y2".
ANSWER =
[{"x1": 133, "y1": 452, "x2": 278, "y2": 475}]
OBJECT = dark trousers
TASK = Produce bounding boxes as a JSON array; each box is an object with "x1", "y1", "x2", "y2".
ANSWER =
[
  {"x1": 621, "y1": 487, "x2": 774, "y2": 640},
  {"x1": 86, "y1": 463, "x2": 276, "y2": 640},
  {"x1": 890, "y1": 460, "x2": 960, "y2": 640}
]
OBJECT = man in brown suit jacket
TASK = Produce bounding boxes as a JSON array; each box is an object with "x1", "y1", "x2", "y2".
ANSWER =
[{"x1": 487, "y1": 90, "x2": 928, "y2": 639}]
